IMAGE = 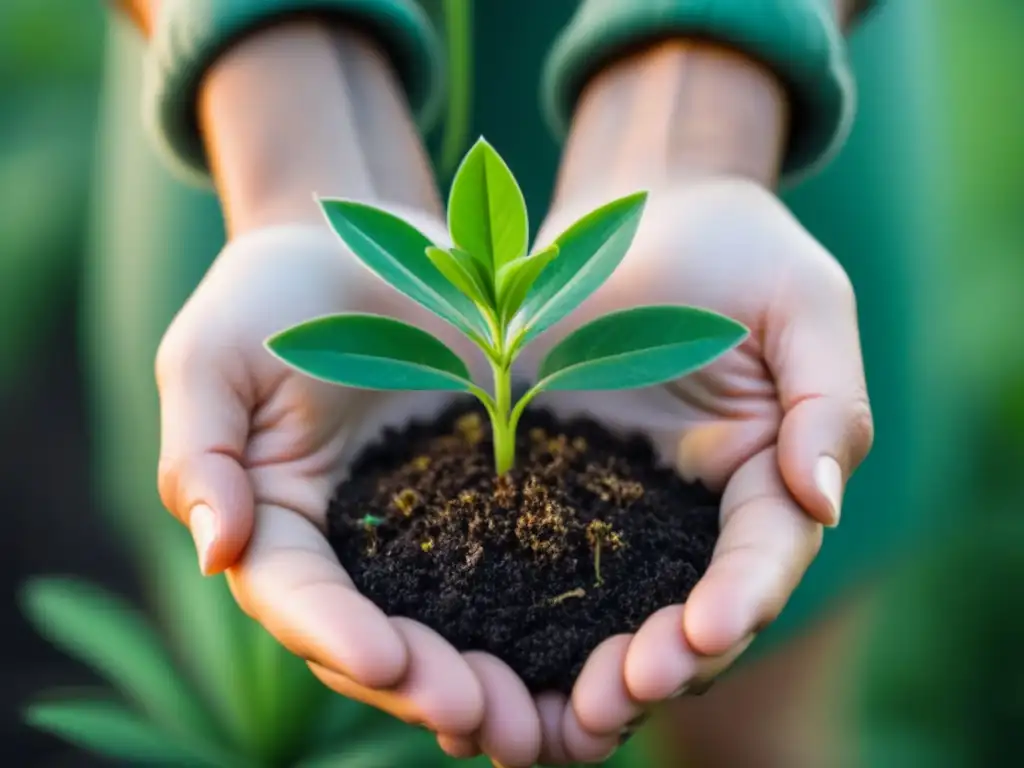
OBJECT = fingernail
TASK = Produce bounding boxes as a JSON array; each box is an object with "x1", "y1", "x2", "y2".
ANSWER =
[
  {"x1": 814, "y1": 456, "x2": 844, "y2": 527},
  {"x1": 669, "y1": 682, "x2": 690, "y2": 699},
  {"x1": 189, "y1": 504, "x2": 217, "y2": 575}
]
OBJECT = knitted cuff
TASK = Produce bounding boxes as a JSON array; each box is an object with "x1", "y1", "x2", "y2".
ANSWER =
[
  {"x1": 143, "y1": 0, "x2": 444, "y2": 183},
  {"x1": 542, "y1": 0, "x2": 856, "y2": 183}
]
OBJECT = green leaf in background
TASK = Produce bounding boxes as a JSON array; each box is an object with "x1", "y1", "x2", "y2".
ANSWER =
[
  {"x1": 24, "y1": 699, "x2": 237, "y2": 767},
  {"x1": 319, "y1": 199, "x2": 488, "y2": 339},
  {"x1": 516, "y1": 192, "x2": 647, "y2": 345},
  {"x1": 448, "y1": 138, "x2": 529, "y2": 272},
  {"x1": 246, "y1": 620, "x2": 328, "y2": 765},
  {"x1": 425, "y1": 245, "x2": 493, "y2": 310},
  {"x1": 536, "y1": 305, "x2": 748, "y2": 391},
  {"x1": 19, "y1": 578, "x2": 215, "y2": 743},
  {"x1": 147, "y1": 531, "x2": 265, "y2": 757},
  {"x1": 267, "y1": 314, "x2": 474, "y2": 391},
  {"x1": 496, "y1": 243, "x2": 560, "y2": 326},
  {"x1": 296, "y1": 728, "x2": 487, "y2": 768}
]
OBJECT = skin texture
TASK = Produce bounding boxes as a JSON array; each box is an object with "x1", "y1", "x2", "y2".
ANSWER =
[{"x1": 122, "y1": 0, "x2": 874, "y2": 765}]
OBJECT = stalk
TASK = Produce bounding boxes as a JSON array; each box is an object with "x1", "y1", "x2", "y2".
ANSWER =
[{"x1": 489, "y1": 358, "x2": 515, "y2": 474}]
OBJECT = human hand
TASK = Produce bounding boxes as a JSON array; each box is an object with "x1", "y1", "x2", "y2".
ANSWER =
[
  {"x1": 516, "y1": 178, "x2": 874, "y2": 763},
  {"x1": 155, "y1": 215, "x2": 547, "y2": 767}
]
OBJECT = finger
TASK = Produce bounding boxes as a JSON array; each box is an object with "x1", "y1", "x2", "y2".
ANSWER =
[
  {"x1": 624, "y1": 606, "x2": 696, "y2": 702},
  {"x1": 561, "y1": 702, "x2": 618, "y2": 765},
  {"x1": 536, "y1": 692, "x2": 570, "y2": 766},
  {"x1": 227, "y1": 505, "x2": 408, "y2": 688},
  {"x1": 309, "y1": 619, "x2": 484, "y2": 735},
  {"x1": 157, "y1": 342, "x2": 253, "y2": 573},
  {"x1": 571, "y1": 634, "x2": 642, "y2": 736},
  {"x1": 436, "y1": 734, "x2": 479, "y2": 759},
  {"x1": 464, "y1": 652, "x2": 542, "y2": 768},
  {"x1": 769, "y1": 269, "x2": 874, "y2": 527},
  {"x1": 683, "y1": 449, "x2": 823, "y2": 656},
  {"x1": 626, "y1": 605, "x2": 754, "y2": 703}
]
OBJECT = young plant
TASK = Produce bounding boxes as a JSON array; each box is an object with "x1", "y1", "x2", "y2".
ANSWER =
[{"x1": 267, "y1": 138, "x2": 749, "y2": 474}]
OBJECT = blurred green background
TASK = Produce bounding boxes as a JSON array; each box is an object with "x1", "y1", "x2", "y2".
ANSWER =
[{"x1": 1, "y1": 1, "x2": 1021, "y2": 766}]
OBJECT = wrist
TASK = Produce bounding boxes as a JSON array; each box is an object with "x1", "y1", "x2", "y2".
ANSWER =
[
  {"x1": 199, "y1": 19, "x2": 440, "y2": 237},
  {"x1": 552, "y1": 40, "x2": 788, "y2": 210}
]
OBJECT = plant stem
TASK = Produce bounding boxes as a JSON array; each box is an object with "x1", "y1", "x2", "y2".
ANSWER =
[{"x1": 490, "y1": 358, "x2": 515, "y2": 474}]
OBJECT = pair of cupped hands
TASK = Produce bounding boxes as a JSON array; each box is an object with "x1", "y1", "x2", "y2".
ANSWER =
[{"x1": 155, "y1": 176, "x2": 873, "y2": 767}]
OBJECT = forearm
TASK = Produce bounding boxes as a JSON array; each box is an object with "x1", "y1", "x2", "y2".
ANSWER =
[
  {"x1": 552, "y1": 0, "x2": 866, "y2": 205},
  {"x1": 114, "y1": 3, "x2": 439, "y2": 237},
  {"x1": 199, "y1": 19, "x2": 440, "y2": 236},
  {"x1": 552, "y1": 40, "x2": 789, "y2": 206}
]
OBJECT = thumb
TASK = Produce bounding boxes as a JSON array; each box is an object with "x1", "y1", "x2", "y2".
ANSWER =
[
  {"x1": 156, "y1": 344, "x2": 254, "y2": 575},
  {"x1": 771, "y1": 274, "x2": 875, "y2": 528}
]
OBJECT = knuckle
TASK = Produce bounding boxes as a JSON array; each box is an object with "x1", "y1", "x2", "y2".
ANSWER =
[
  {"x1": 154, "y1": 329, "x2": 189, "y2": 389},
  {"x1": 846, "y1": 394, "x2": 876, "y2": 465},
  {"x1": 156, "y1": 455, "x2": 182, "y2": 518},
  {"x1": 822, "y1": 260, "x2": 856, "y2": 307},
  {"x1": 800, "y1": 248, "x2": 856, "y2": 311}
]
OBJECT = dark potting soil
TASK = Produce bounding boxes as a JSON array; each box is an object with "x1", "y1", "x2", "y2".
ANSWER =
[{"x1": 327, "y1": 399, "x2": 720, "y2": 694}]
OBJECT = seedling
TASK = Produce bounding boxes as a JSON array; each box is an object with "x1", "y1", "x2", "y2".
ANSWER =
[
  {"x1": 266, "y1": 138, "x2": 749, "y2": 474},
  {"x1": 586, "y1": 520, "x2": 623, "y2": 586},
  {"x1": 358, "y1": 514, "x2": 382, "y2": 554}
]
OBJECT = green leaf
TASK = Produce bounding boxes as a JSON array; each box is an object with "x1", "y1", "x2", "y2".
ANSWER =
[
  {"x1": 496, "y1": 244, "x2": 560, "y2": 325},
  {"x1": 24, "y1": 699, "x2": 236, "y2": 767},
  {"x1": 296, "y1": 727, "x2": 466, "y2": 767},
  {"x1": 536, "y1": 305, "x2": 748, "y2": 391},
  {"x1": 516, "y1": 192, "x2": 648, "y2": 345},
  {"x1": 451, "y1": 246, "x2": 497, "y2": 304},
  {"x1": 148, "y1": 533, "x2": 262, "y2": 753},
  {"x1": 448, "y1": 138, "x2": 529, "y2": 272},
  {"x1": 19, "y1": 578, "x2": 213, "y2": 742},
  {"x1": 425, "y1": 246, "x2": 494, "y2": 309},
  {"x1": 267, "y1": 314, "x2": 473, "y2": 391},
  {"x1": 319, "y1": 199, "x2": 487, "y2": 338},
  {"x1": 246, "y1": 622, "x2": 326, "y2": 764}
]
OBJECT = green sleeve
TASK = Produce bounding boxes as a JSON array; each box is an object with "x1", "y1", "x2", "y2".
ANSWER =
[
  {"x1": 143, "y1": 0, "x2": 444, "y2": 184},
  {"x1": 542, "y1": 0, "x2": 880, "y2": 184}
]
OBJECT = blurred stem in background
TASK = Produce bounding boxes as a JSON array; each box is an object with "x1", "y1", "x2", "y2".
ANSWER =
[{"x1": 930, "y1": 0, "x2": 1024, "y2": 514}]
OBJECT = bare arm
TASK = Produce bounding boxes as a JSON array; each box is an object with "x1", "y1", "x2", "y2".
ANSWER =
[
  {"x1": 552, "y1": 40, "x2": 789, "y2": 203},
  {"x1": 114, "y1": 2, "x2": 440, "y2": 237},
  {"x1": 552, "y1": 0, "x2": 867, "y2": 204},
  {"x1": 200, "y1": 20, "x2": 440, "y2": 235}
]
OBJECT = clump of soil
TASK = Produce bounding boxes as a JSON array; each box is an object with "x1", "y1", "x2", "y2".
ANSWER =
[{"x1": 327, "y1": 399, "x2": 720, "y2": 694}]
